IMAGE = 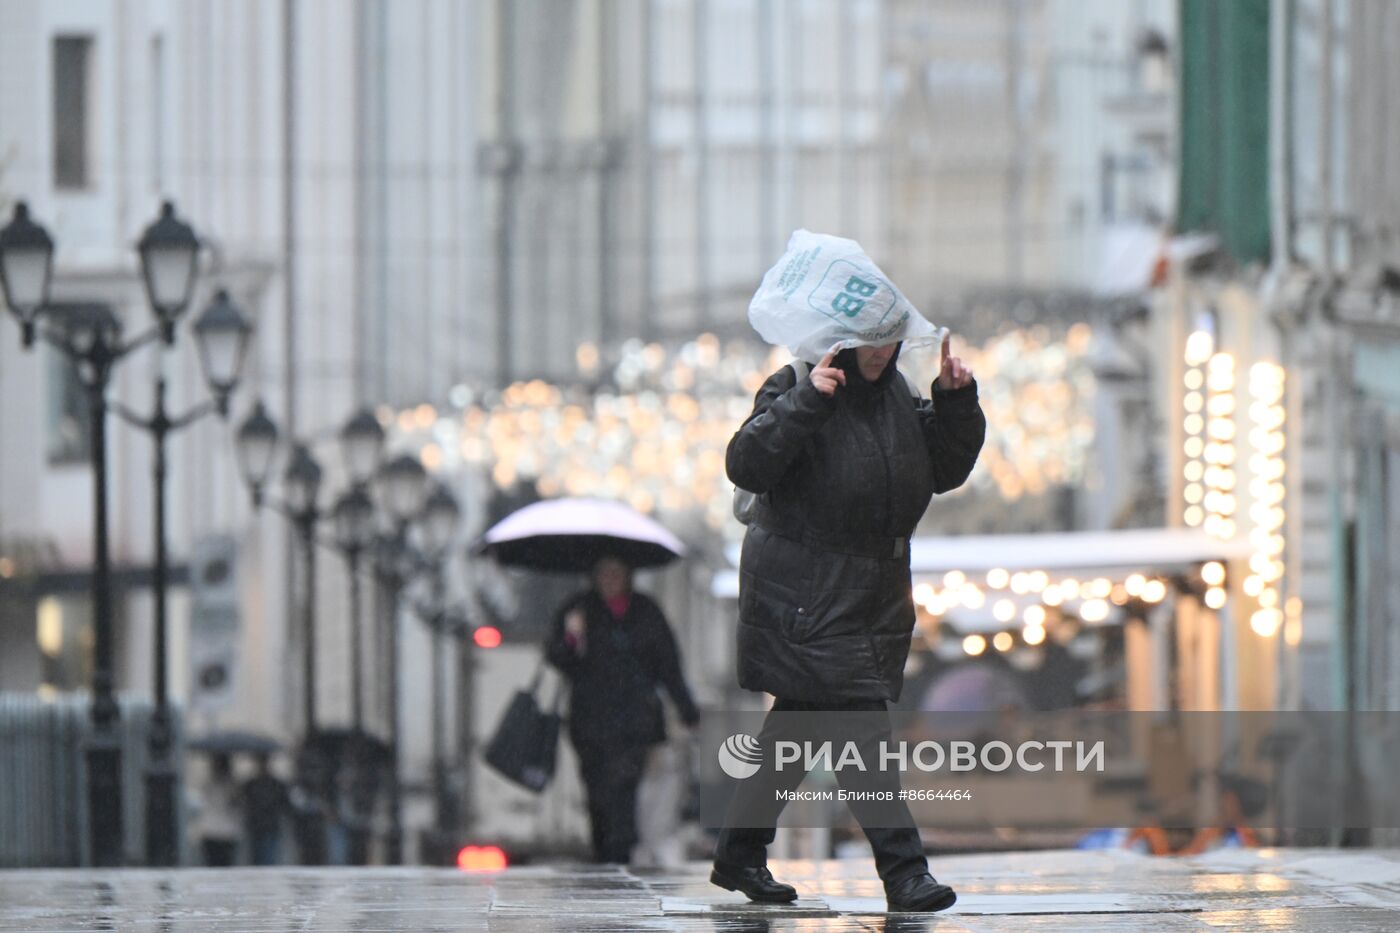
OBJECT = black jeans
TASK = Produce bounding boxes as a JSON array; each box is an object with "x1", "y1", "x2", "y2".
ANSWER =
[
  {"x1": 713, "y1": 697, "x2": 928, "y2": 886},
  {"x1": 575, "y1": 740, "x2": 651, "y2": 863}
]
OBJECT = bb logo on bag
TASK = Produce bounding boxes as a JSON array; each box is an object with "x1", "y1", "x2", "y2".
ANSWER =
[
  {"x1": 832, "y1": 275, "x2": 877, "y2": 317},
  {"x1": 808, "y1": 259, "x2": 896, "y2": 328}
]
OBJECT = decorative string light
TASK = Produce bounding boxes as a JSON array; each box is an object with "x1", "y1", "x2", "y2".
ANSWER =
[
  {"x1": 1247, "y1": 361, "x2": 1287, "y2": 637},
  {"x1": 1141, "y1": 579, "x2": 1167, "y2": 603},
  {"x1": 1201, "y1": 350, "x2": 1237, "y2": 540},
  {"x1": 913, "y1": 567, "x2": 1178, "y2": 657},
  {"x1": 390, "y1": 327, "x2": 1098, "y2": 542},
  {"x1": 1182, "y1": 330, "x2": 1212, "y2": 527}
]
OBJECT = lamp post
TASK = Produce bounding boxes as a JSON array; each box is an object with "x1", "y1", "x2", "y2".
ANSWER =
[
  {"x1": 331, "y1": 485, "x2": 376, "y2": 864},
  {"x1": 331, "y1": 410, "x2": 384, "y2": 865},
  {"x1": 283, "y1": 444, "x2": 324, "y2": 743},
  {"x1": 336, "y1": 409, "x2": 386, "y2": 743},
  {"x1": 415, "y1": 483, "x2": 461, "y2": 843},
  {"x1": 235, "y1": 409, "x2": 333, "y2": 865},
  {"x1": 111, "y1": 286, "x2": 253, "y2": 867},
  {"x1": 236, "y1": 406, "x2": 454, "y2": 865},
  {"x1": 372, "y1": 453, "x2": 429, "y2": 863},
  {"x1": 0, "y1": 201, "x2": 209, "y2": 867},
  {"x1": 286, "y1": 443, "x2": 330, "y2": 864},
  {"x1": 332, "y1": 488, "x2": 376, "y2": 736}
]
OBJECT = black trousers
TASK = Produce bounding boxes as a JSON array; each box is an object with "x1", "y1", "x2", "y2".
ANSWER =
[
  {"x1": 201, "y1": 837, "x2": 238, "y2": 867},
  {"x1": 713, "y1": 697, "x2": 928, "y2": 886},
  {"x1": 574, "y1": 739, "x2": 651, "y2": 863}
]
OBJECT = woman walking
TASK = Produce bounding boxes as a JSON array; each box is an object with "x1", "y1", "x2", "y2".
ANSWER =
[
  {"x1": 713, "y1": 334, "x2": 986, "y2": 913},
  {"x1": 546, "y1": 556, "x2": 701, "y2": 864}
]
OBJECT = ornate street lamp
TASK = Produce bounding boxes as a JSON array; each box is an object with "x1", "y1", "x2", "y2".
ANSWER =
[
  {"x1": 332, "y1": 482, "x2": 378, "y2": 866},
  {"x1": 137, "y1": 201, "x2": 201, "y2": 342},
  {"x1": 236, "y1": 408, "x2": 338, "y2": 866},
  {"x1": 234, "y1": 401, "x2": 279, "y2": 507},
  {"x1": 108, "y1": 284, "x2": 252, "y2": 866},
  {"x1": 281, "y1": 442, "x2": 324, "y2": 734},
  {"x1": 372, "y1": 452, "x2": 428, "y2": 863},
  {"x1": 192, "y1": 289, "x2": 254, "y2": 415},
  {"x1": 332, "y1": 485, "x2": 375, "y2": 733},
  {"x1": 379, "y1": 454, "x2": 429, "y2": 523},
  {"x1": 413, "y1": 483, "x2": 463, "y2": 849},
  {"x1": 283, "y1": 444, "x2": 324, "y2": 519},
  {"x1": 0, "y1": 200, "x2": 230, "y2": 868},
  {"x1": 0, "y1": 202, "x2": 55, "y2": 346},
  {"x1": 284, "y1": 442, "x2": 330, "y2": 865},
  {"x1": 420, "y1": 483, "x2": 462, "y2": 556},
  {"x1": 110, "y1": 284, "x2": 252, "y2": 866},
  {"x1": 333, "y1": 486, "x2": 377, "y2": 552},
  {"x1": 340, "y1": 409, "x2": 387, "y2": 488}
]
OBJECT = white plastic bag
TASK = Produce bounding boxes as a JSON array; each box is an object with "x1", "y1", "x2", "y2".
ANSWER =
[{"x1": 748, "y1": 229, "x2": 947, "y2": 363}]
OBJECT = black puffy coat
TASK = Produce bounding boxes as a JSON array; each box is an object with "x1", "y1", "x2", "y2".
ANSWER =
[
  {"x1": 545, "y1": 589, "x2": 700, "y2": 749},
  {"x1": 726, "y1": 344, "x2": 987, "y2": 702}
]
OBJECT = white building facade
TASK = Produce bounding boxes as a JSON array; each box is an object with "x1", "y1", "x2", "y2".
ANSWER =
[
  {"x1": 1, "y1": 0, "x2": 1182, "y2": 861},
  {"x1": 0, "y1": 0, "x2": 489, "y2": 864}
]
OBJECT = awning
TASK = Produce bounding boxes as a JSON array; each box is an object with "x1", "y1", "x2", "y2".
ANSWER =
[{"x1": 711, "y1": 527, "x2": 1251, "y2": 599}]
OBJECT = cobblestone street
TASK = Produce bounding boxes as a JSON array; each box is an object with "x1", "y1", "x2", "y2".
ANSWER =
[{"x1": 4, "y1": 848, "x2": 1400, "y2": 931}]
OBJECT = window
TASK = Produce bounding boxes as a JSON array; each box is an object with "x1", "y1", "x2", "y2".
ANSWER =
[
  {"x1": 46, "y1": 347, "x2": 91, "y2": 464},
  {"x1": 36, "y1": 594, "x2": 94, "y2": 694},
  {"x1": 53, "y1": 36, "x2": 93, "y2": 189}
]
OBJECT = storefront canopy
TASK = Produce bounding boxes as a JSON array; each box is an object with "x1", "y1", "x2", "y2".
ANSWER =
[{"x1": 712, "y1": 526, "x2": 1252, "y2": 599}]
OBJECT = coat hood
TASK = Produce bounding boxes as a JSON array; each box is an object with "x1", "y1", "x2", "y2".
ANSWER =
[{"x1": 834, "y1": 341, "x2": 904, "y2": 393}]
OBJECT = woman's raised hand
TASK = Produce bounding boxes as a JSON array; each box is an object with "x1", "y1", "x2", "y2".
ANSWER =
[
  {"x1": 810, "y1": 343, "x2": 847, "y2": 397},
  {"x1": 935, "y1": 332, "x2": 974, "y2": 391}
]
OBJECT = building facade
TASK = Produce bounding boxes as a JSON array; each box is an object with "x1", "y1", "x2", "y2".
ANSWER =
[
  {"x1": 1167, "y1": 0, "x2": 1400, "y2": 731},
  {"x1": 0, "y1": 0, "x2": 488, "y2": 862},
  {"x1": 1, "y1": 0, "x2": 1186, "y2": 861}
]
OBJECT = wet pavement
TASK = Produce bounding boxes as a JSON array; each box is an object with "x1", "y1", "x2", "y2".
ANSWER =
[{"x1": 3, "y1": 848, "x2": 1400, "y2": 931}]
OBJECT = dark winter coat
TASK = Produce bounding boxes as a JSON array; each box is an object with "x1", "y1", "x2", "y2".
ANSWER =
[
  {"x1": 545, "y1": 589, "x2": 700, "y2": 749},
  {"x1": 726, "y1": 344, "x2": 987, "y2": 702}
]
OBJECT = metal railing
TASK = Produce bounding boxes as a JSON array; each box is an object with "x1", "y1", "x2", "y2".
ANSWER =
[{"x1": 0, "y1": 693, "x2": 181, "y2": 867}]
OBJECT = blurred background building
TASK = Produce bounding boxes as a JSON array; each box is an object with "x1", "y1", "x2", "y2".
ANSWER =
[{"x1": 3, "y1": 0, "x2": 1396, "y2": 866}]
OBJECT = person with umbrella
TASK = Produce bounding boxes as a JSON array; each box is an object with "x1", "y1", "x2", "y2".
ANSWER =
[
  {"x1": 186, "y1": 731, "x2": 281, "y2": 867},
  {"x1": 545, "y1": 554, "x2": 701, "y2": 864},
  {"x1": 712, "y1": 334, "x2": 985, "y2": 913},
  {"x1": 191, "y1": 752, "x2": 242, "y2": 866},
  {"x1": 476, "y1": 500, "x2": 702, "y2": 865},
  {"x1": 238, "y1": 752, "x2": 291, "y2": 866}
]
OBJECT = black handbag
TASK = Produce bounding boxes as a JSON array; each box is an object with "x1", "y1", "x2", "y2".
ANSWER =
[{"x1": 483, "y1": 658, "x2": 563, "y2": 793}]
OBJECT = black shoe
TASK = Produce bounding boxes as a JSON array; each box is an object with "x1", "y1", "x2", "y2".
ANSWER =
[
  {"x1": 885, "y1": 873, "x2": 957, "y2": 913},
  {"x1": 710, "y1": 862, "x2": 799, "y2": 903}
]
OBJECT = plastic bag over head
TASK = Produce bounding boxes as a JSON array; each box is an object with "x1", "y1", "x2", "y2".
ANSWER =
[{"x1": 747, "y1": 229, "x2": 948, "y2": 364}]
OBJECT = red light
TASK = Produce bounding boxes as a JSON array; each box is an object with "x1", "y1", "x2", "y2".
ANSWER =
[
  {"x1": 473, "y1": 626, "x2": 502, "y2": 649},
  {"x1": 457, "y1": 844, "x2": 507, "y2": 872}
]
